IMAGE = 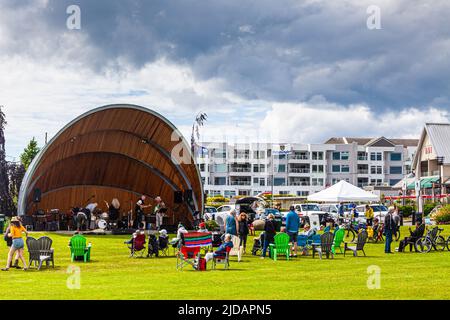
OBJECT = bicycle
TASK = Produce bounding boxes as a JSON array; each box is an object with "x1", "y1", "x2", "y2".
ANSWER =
[
  {"x1": 446, "y1": 235, "x2": 450, "y2": 251},
  {"x1": 415, "y1": 226, "x2": 447, "y2": 253}
]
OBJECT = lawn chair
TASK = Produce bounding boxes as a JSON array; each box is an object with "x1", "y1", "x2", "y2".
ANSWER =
[
  {"x1": 69, "y1": 234, "x2": 92, "y2": 262},
  {"x1": 229, "y1": 235, "x2": 243, "y2": 262},
  {"x1": 127, "y1": 233, "x2": 146, "y2": 258},
  {"x1": 158, "y1": 235, "x2": 170, "y2": 256},
  {"x1": 405, "y1": 223, "x2": 425, "y2": 252},
  {"x1": 269, "y1": 233, "x2": 291, "y2": 261},
  {"x1": 212, "y1": 246, "x2": 232, "y2": 269},
  {"x1": 344, "y1": 230, "x2": 368, "y2": 257},
  {"x1": 332, "y1": 228, "x2": 345, "y2": 254},
  {"x1": 26, "y1": 236, "x2": 55, "y2": 270},
  {"x1": 176, "y1": 232, "x2": 212, "y2": 271},
  {"x1": 313, "y1": 232, "x2": 334, "y2": 259},
  {"x1": 297, "y1": 234, "x2": 308, "y2": 255}
]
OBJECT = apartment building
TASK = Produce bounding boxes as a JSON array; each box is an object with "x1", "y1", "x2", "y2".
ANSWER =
[{"x1": 196, "y1": 137, "x2": 418, "y2": 198}]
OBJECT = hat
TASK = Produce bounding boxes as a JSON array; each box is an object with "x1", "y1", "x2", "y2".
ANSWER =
[
  {"x1": 159, "y1": 229, "x2": 167, "y2": 236},
  {"x1": 11, "y1": 216, "x2": 19, "y2": 222}
]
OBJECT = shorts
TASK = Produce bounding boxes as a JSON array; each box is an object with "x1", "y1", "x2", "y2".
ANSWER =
[
  {"x1": 287, "y1": 232, "x2": 298, "y2": 243},
  {"x1": 12, "y1": 238, "x2": 24, "y2": 249}
]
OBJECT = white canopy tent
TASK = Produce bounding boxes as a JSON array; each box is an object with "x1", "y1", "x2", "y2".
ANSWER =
[{"x1": 307, "y1": 180, "x2": 380, "y2": 202}]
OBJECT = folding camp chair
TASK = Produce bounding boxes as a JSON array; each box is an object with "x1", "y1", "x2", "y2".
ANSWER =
[
  {"x1": 128, "y1": 233, "x2": 146, "y2": 258},
  {"x1": 176, "y1": 232, "x2": 212, "y2": 271},
  {"x1": 212, "y1": 246, "x2": 232, "y2": 269},
  {"x1": 158, "y1": 235, "x2": 170, "y2": 256}
]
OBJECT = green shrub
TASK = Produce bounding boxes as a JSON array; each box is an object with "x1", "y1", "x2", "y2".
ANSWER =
[
  {"x1": 204, "y1": 219, "x2": 219, "y2": 231},
  {"x1": 424, "y1": 202, "x2": 437, "y2": 216},
  {"x1": 398, "y1": 205, "x2": 415, "y2": 217},
  {"x1": 432, "y1": 205, "x2": 450, "y2": 223},
  {"x1": 206, "y1": 196, "x2": 229, "y2": 203}
]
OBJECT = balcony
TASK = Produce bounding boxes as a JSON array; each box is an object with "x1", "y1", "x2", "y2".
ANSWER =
[
  {"x1": 230, "y1": 181, "x2": 252, "y2": 186},
  {"x1": 229, "y1": 167, "x2": 251, "y2": 173},
  {"x1": 289, "y1": 168, "x2": 310, "y2": 174},
  {"x1": 289, "y1": 182, "x2": 311, "y2": 186},
  {"x1": 357, "y1": 169, "x2": 369, "y2": 174}
]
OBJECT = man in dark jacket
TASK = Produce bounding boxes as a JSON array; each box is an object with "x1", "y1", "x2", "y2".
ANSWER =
[
  {"x1": 384, "y1": 207, "x2": 397, "y2": 253},
  {"x1": 398, "y1": 222, "x2": 425, "y2": 252},
  {"x1": 261, "y1": 214, "x2": 276, "y2": 259}
]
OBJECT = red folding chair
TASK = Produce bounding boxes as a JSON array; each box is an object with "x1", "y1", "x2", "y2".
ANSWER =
[
  {"x1": 128, "y1": 233, "x2": 146, "y2": 258},
  {"x1": 176, "y1": 232, "x2": 212, "y2": 271}
]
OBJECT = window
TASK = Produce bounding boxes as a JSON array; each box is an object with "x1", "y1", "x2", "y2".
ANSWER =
[
  {"x1": 279, "y1": 191, "x2": 290, "y2": 195},
  {"x1": 198, "y1": 164, "x2": 206, "y2": 172},
  {"x1": 370, "y1": 166, "x2": 382, "y2": 175},
  {"x1": 390, "y1": 166, "x2": 402, "y2": 174},
  {"x1": 341, "y1": 165, "x2": 350, "y2": 173},
  {"x1": 274, "y1": 178, "x2": 286, "y2": 186},
  {"x1": 341, "y1": 152, "x2": 349, "y2": 160},
  {"x1": 201, "y1": 177, "x2": 206, "y2": 184},
  {"x1": 276, "y1": 164, "x2": 286, "y2": 173},
  {"x1": 214, "y1": 164, "x2": 227, "y2": 173},
  {"x1": 332, "y1": 165, "x2": 341, "y2": 173},
  {"x1": 296, "y1": 191, "x2": 309, "y2": 196},
  {"x1": 370, "y1": 152, "x2": 382, "y2": 161},
  {"x1": 253, "y1": 150, "x2": 265, "y2": 159},
  {"x1": 390, "y1": 153, "x2": 402, "y2": 161},
  {"x1": 211, "y1": 190, "x2": 222, "y2": 196},
  {"x1": 390, "y1": 179, "x2": 401, "y2": 186},
  {"x1": 357, "y1": 152, "x2": 368, "y2": 161},
  {"x1": 224, "y1": 190, "x2": 236, "y2": 198},
  {"x1": 253, "y1": 164, "x2": 265, "y2": 172},
  {"x1": 274, "y1": 154, "x2": 286, "y2": 160},
  {"x1": 370, "y1": 179, "x2": 383, "y2": 186},
  {"x1": 312, "y1": 165, "x2": 324, "y2": 173},
  {"x1": 213, "y1": 149, "x2": 226, "y2": 158},
  {"x1": 214, "y1": 177, "x2": 226, "y2": 185},
  {"x1": 312, "y1": 151, "x2": 323, "y2": 160},
  {"x1": 332, "y1": 152, "x2": 341, "y2": 160},
  {"x1": 312, "y1": 178, "x2": 324, "y2": 186}
]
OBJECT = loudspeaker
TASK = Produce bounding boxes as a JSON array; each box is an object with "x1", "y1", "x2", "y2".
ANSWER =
[
  {"x1": 33, "y1": 188, "x2": 41, "y2": 203},
  {"x1": 184, "y1": 189, "x2": 195, "y2": 210},
  {"x1": 174, "y1": 191, "x2": 183, "y2": 203}
]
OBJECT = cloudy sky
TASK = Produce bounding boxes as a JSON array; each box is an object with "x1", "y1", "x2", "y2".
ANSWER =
[{"x1": 1, "y1": 0, "x2": 449, "y2": 159}]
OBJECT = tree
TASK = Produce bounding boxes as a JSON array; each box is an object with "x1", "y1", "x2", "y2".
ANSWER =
[
  {"x1": 0, "y1": 106, "x2": 14, "y2": 216},
  {"x1": 20, "y1": 137, "x2": 40, "y2": 170}
]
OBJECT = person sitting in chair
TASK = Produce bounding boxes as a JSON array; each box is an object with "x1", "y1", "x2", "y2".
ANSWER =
[
  {"x1": 124, "y1": 223, "x2": 145, "y2": 245},
  {"x1": 204, "y1": 234, "x2": 233, "y2": 263},
  {"x1": 198, "y1": 222, "x2": 208, "y2": 232},
  {"x1": 397, "y1": 222, "x2": 425, "y2": 252}
]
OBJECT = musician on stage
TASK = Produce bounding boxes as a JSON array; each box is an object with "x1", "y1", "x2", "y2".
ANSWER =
[
  {"x1": 84, "y1": 202, "x2": 98, "y2": 230},
  {"x1": 154, "y1": 196, "x2": 166, "y2": 230},
  {"x1": 134, "y1": 195, "x2": 151, "y2": 229},
  {"x1": 104, "y1": 198, "x2": 120, "y2": 221}
]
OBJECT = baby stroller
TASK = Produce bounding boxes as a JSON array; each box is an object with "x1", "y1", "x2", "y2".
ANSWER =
[
  {"x1": 252, "y1": 232, "x2": 265, "y2": 256},
  {"x1": 147, "y1": 234, "x2": 159, "y2": 257},
  {"x1": 127, "y1": 233, "x2": 146, "y2": 258}
]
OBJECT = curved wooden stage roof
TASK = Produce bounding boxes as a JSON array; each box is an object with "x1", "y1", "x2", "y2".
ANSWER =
[{"x1": 18, "y1": 104, "x2": 203, "y2": 225}]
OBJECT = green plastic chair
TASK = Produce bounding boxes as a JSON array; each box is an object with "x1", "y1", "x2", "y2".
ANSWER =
[
  {"x1": 269, "y1": 233, "x2": 291, "y2": 261},
  {"x1": 332, "y1": 228, "x2": 345, "y2": 254},
  {"x1": 69, "y1": 235, "x2": 91, "y2": 262}
]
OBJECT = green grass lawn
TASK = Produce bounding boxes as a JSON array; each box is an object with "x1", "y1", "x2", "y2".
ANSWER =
[{"x1": 0, "y1": 225, "x2": 449, "y2": 300}]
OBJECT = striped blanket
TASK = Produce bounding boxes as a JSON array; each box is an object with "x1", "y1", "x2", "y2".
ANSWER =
[{"x1": 183, "y1": 232, "x2": 212, "y2": 247}]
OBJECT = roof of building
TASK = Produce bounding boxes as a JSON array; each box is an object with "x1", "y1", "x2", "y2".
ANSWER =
[
  {"x1": 324, "y1": 137, "x2": 418, "y2": 147},
  {"x1": 413, "y1": 123, "x2": 450, "y2": 167}
]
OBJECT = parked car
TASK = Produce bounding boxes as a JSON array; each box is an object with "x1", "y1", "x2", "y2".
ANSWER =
[
  {"x1": 318, "y1": 203, "x2": 351, "y2": 219},
  {"x1": 215, "y1": 204, "x2": 237, "y2": 231},
  {"x1": 282, "y1": 203, "x2": 329, "y2": 227},
  {"x1": 204, "y1": 206, "x2": 218, "y2": 221},
  {"x1": 355, "y1": 204, "x2": 388, "y2": 221}
]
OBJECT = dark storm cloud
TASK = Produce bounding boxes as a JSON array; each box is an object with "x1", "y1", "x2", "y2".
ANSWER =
[{"x1": 2, "y1": 0, "x2": 450, "y2": 111}]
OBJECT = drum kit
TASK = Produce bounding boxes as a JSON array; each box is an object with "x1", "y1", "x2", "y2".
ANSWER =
[{"x1": 94, "y1": 212, "x2": 110, "y2": 230}]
